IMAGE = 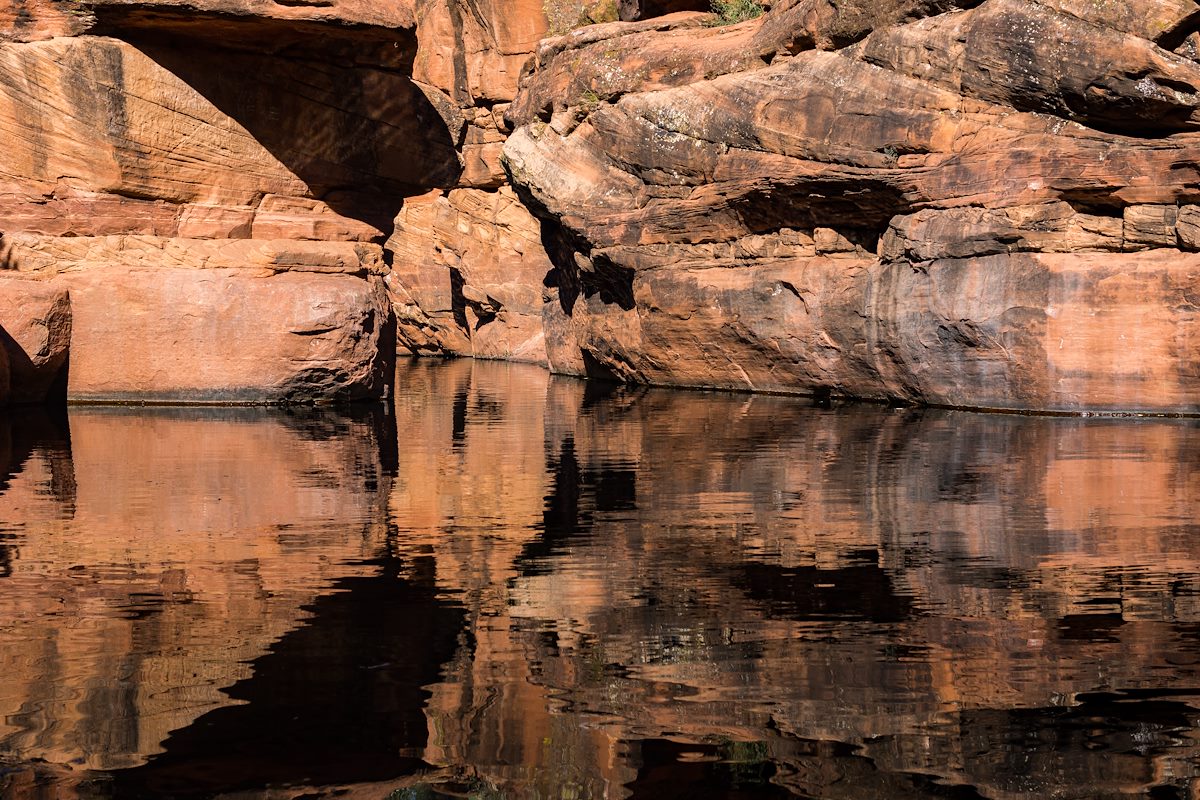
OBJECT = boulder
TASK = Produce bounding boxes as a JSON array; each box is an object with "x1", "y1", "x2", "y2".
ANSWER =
[
  {"x1": 849, "y1": 0, "x2": 1200, "y2": 135},
  {"x1": 58, "y1": 267, "x2": 392, "y2": 404},
  {"x1": 0, "y1": 276, "x2": 70, "y2": 404},
  {"x1": 1, "y1": 235, "x2": 392, "y2": 404}
]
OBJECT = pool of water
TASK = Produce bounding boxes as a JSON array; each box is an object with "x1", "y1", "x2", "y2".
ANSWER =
[{"x1": 3, "y1": 358, "x2": 1200, "y2": 798}]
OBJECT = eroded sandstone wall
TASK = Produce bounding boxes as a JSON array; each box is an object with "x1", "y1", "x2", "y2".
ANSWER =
[
  {"x1": 490, "y1": 0, "x2": 1200, "y2": 413},
  {"x1": 0, "y1": 0, "x2": 437, "y2": 402},
  {"x1": 4, "y1": 0, "x2": 1200, "y2": 411}
]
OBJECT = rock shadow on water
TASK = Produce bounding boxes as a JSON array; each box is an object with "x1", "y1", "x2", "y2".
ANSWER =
[
  {"x1": 101, "y1": 551, "x2": 466, "y2": 798},
  {"x1": 0, "y1": 404, "x2": 75, "y2": 512}
]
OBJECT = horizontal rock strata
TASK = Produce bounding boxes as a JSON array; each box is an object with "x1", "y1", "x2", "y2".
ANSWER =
[
  {"x1": 0, "y1": 2, "x2": 425, "y2": 404},
  {"x1": 6, "y1": 0, "x2": 1200, "y2": 412},
  {"x1": 481, "y1": 0, "x2": 1200, "y2": 413}
]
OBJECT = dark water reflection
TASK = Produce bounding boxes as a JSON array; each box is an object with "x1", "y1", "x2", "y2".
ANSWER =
[{"x1": 4, "y1": 361, "x2": 1200, "y2": 798}]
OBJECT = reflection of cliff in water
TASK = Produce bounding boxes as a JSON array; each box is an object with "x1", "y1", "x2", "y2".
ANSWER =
[
  {"x1": 0, "y1": 404, "x2": 401, "y2": 785},
  {"x1": 105, "y1": 550, "x2": 465, "y2": 798},
  {"x1": 5, "y1": 362, "x2": 1200, "y2": 798},
  {"x1": 394, "y1": 359, "x2": 1200, "y2": 799}
]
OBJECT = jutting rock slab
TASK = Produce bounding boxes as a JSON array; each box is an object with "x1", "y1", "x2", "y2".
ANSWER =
[
  {"x1": 0, "y1": 276, "x2": 70, "y2": 405},
  {"x1": 60, "y1": 267, "x2": 391, "y2": 404},
  {"x1": 1, "y1": 236, "x2": 391, "y2": 403}
]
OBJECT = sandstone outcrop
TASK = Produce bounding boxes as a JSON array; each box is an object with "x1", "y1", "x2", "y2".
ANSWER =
[
  {"x1": 0, "y1": 0, "x2": 428, "y2": 404},
  {"x1": 2, "y1": 236, "x2": 391, "y2": 403},
  {"x1": 0, "y1": 275, "x2": 70, "y2": 404},
  {"x1": 5, "y1": 0, "x2": 1200, "y2": 412},
  {"x1": 486, "y1": 0, "x2": 1200, "y2": 413},
  {"x1": 387, "y1": 188, "x2": 549, "y2": 363}
]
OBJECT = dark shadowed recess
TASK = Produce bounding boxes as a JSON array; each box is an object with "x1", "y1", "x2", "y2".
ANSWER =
[
  {"x1": 89, "y1": 7, "x2": 462, "y2": 236},
  {"x1": 734, "y1": 553, "x2": 914, "y2": 623},
  {"x1": 624, "y1": 736, "x2": 987, "y2": 800},
  {"x1": 101, "y1": 551, "x2": 465, "y2": 799},
  {"x1": 539, "y1": 215, "x2": 636, "y2": 315},
  {"x1": 618, "y1": 0, "x2": 709, "y2": 21},
  {"x1": 944, "y1": 691, "x2": 1200, "y2": 799},
  {"x1": 628, "y1": 689, "x2": 1200, "y2": 799}
]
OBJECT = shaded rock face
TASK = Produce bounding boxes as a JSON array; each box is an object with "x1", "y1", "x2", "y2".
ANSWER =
[
  {"x1": 0, "y1": 324, "x2": 9, "y2": 406},
  {"x1": 618, "y1": 0, "x2": 709, "y2": 22},
  {"x1": 485, "y1": 0, "x2": 1200, "y2": 413}
]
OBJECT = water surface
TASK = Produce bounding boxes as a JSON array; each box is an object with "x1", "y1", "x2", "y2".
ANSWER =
[{"x1": 3, "y1": 360, "x2": 1200, "y2": 798}]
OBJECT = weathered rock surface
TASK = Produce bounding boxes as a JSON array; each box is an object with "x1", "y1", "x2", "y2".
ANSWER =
[
  {"x1": 59, "y1": 266, "x2": 391, "y2": 404},
  {"x1": 0, "y1": 0, "x2": 455, "y2": 405},
  {"x1": 1, "y1": 235, "x2": 389, "y2": 403},
  {"x1": 2, "y1": 235, "x2": 386, "y2": 276},
  {"x1": 0, "y1": 276, "x2": 70, "y2": 404},
  {"x1": 6, "y1": 0, "x2": 1200, "y2": 412},
  {"x1": 0, "y1": 34, "x2": 459, "y2": 237},
  {"x1": 386, "y1": 188, "x2": 549, "y2": 363},
  {"x1": 479, "y1": 0, "x2": 1200, "y2": 412},
  {"x1": 410, "y1": 0, "x2": 554, "y2": 190},
  {"x1": 618, "y1": 0, "x2": 708, "y2": 21}
]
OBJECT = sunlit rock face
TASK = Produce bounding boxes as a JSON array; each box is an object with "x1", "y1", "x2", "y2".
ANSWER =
[
  {"x1": 386, "y1": 187, "x2": 550, "y2": 363},
  {"x1": 476, "y1": 0, "x2": 1200, "y2": 412},
  {"x1": 0, "y1": 0, "x2": 449, "y2": 403},
  {"x1": 0, "y1": 275, "x2": 69, "y2": 404},
  {"x1": 4, "y1": 0, "x2": 1200, "y2": 409}
]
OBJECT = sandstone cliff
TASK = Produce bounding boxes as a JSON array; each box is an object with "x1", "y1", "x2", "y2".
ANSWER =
[
  {"x1": 3, "y1": 0, "x2": 1200, "y2": 411},
  {"x1": 492, "y1": 0, "x2": 1200, "y2": 413}
]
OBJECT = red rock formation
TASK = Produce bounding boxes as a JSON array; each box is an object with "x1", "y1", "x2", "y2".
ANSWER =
[
  {"x1": 3, "y1": 0, "x2": 1200, "y2": 411},
  {"x1": 0, "y1": 275, "x2": 69, "y2": 404},
  {"x1": 387, "y1": 188, "x2": 549, "y2": 362},
  {"x1": 487, "y1": 0, "x2": 1200, "y2": 412},
  {"x1": 0, "y1": 0, "x2": 440, "y2": 403}
]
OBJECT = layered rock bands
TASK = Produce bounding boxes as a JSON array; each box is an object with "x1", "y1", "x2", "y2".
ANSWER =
[
  {"x1": 6, "y1": 0, "x2": 1200, "y2": 411},
  {"x1": 483, "y1": 0, "x2": 1200, "y2": 414}
]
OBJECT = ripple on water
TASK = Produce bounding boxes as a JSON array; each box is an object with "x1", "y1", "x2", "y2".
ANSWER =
[{"x1": 3, "y1": 361, "x2": 1200, "y2": 797}]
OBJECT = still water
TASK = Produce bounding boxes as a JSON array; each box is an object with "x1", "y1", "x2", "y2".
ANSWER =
[{"x1": 3, "y1": 359, "x2": 1200, "y2": 798}]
